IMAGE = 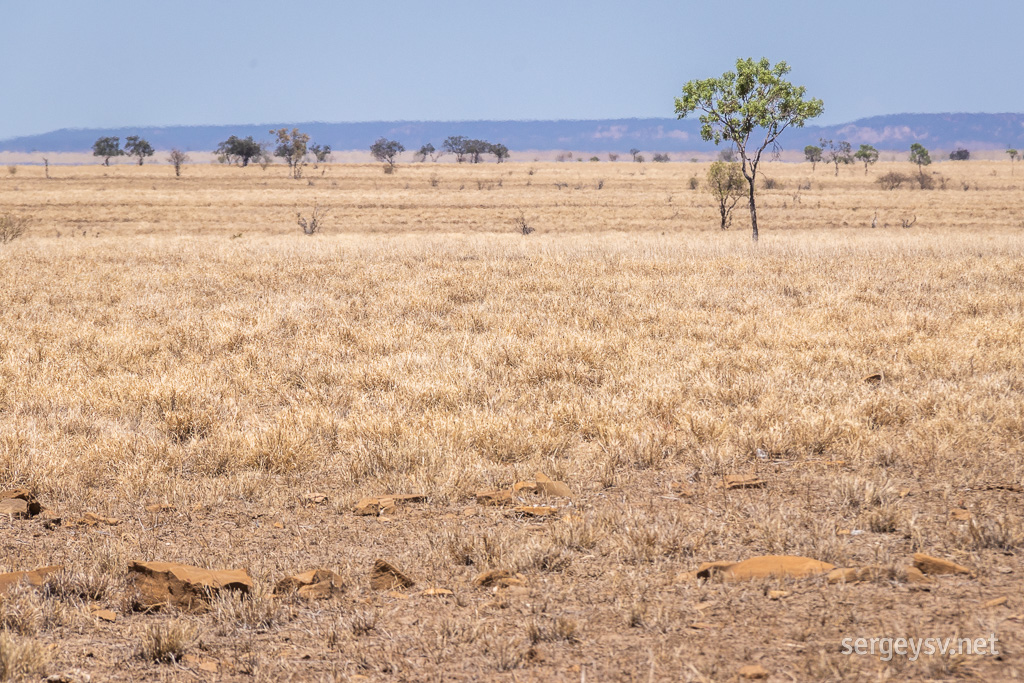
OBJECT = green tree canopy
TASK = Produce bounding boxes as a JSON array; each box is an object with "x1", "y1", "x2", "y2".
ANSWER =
[
  {"x1": 370, "y1": 138, "x2": 405, "y2": 167},
  {"x1": 706, "y1": 161, "x2": 745, "y2": 230},
  {"x1": 124, "y1": 136, "x2": 154, "y2": 166},
  {"x1": 854, "y1": 144, "x2": 879, "y2": 174},
  {"x1": 804, "y1": 145, "x2": 822, "y2": 170},
  {"x1": 92, "y1": 137, "x2": 124, "y2": 166},
  {"x1": 675, "y1": 57, "x2": 823, "y2": 241},
  {"x1": 215, "y1": 136, "x2": 266, "y2": 167},
  {"x1": 909, "y1": 143, "x2": 931, "y2": 176}
]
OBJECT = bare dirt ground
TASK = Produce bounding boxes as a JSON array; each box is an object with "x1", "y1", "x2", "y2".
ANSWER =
[{"x1": 1, "y1": 159, "x2": 1022, "y2": 681}]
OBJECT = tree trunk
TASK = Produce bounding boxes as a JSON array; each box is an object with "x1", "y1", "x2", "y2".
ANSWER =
[{"x1": 747, "y1": 176, "x2": 758, "y2": 242}]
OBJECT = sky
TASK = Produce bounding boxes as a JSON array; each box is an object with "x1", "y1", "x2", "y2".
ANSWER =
[{"x1": 2, "y1": 0, "x2": 1022, "y2": 140}]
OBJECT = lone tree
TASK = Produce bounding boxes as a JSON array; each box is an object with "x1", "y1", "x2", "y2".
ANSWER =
[
  {"x1": 706, "y1": 161, "x2": 745, "y2": 230},
  {"x1": 124, "y1": 136, "x2": 154, "y2": 165},
  {"x1": 949, "y1": 148, "x2": 970, "y2": 161},
  {"x1": 1008, "y1": 148, "x2": 1019, "y2": 175},
  {"x1": 490, "y1": 143, "x2": 510, "y2": 163},
  {"x1": 854, "y1": 144, "x2": 879, "y2": 174},
  {"x1": 804, "y1": 144, "x2": 822, "y2": 170},
  {"x1": 909, "y1": 143, "x2": 931, "y2": 179},
  {"x1": 216, "y1": 136, "x2": 265, "y2": 167},
  {"x1": 414, "y1": 143, "x2": 436, "y2": 162},
  {"x1": 92, "y1": 137, "x2": 124, "y2": 166},
  {"x1": 675, "y1": 57, "x2": 824, "y2": 241},
  {"x1": 629, "y1": 148, "x2": 641, "y2": 162},
  {"x1": 443, "y1": 136, "x2": 468, "y2": 163},
  {"x1": 309, "y1": 143, "x2": 332, "y2": 164},
  {"x1": 167, "y1": 149, "x2": 190, "y2": 177},
  {"x1": 820, "y1": 139, "x2": 853, "y2": 176},
  {"x1": 370, "y1": 138, "x2": 404, "y2": 168},
  {"x1": 271, "y1": 128, "x2": 310, "y2": 178}
]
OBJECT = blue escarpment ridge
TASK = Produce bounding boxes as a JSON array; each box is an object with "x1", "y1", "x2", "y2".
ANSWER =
[{"x1": 2, "y1": 113, "x2": 1022, "y2": 154}]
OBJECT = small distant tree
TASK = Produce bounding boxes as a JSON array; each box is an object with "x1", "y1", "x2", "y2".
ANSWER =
[
  {"x1": 629, "y1": 148, "x2": 641, "y2": 162},
  {"x1": 804, "y1": 145, "x2": 822, "y2": 170},
  {"x1": 463, "y1": 139, "x2": 490, "y2": 164},
  {"x1": 271, "y1": 128, "x2": 310, "y2": 178},
  {"x1": 706, "y1": 161, "x2": 745, "y2": 230},
  {"x1": 443, "y1": 136, "x2": 468, "y2": 163},
  {"x1": 167, "y1": 149, "x2": 189, "y2": 177},
  {"x1": 1008, "y1": 148, "x2": 1019, "y2": 174},
  {"x1": 490, "y1": 143, "x2": 510, "y2": 163},
  {"x1": 124, "y1": 136, "x2": 154, "y2": 165},
  {"x1": 675, "y1": 57, "x2": 824, "y2": 242},
  {"x1": 92, "y1": 137, "x2": 123, "y2": 166},
  {"x1": 216, "y1": 136, "x2": 265, "y2": 167},
  {"x1": 717, "y1": 146, "x2": 737, "y2": 162},
  {"x1": 909, "y1": 143, "x2": 931, "y2": 178},
  {"x1": 821, "y1": 138, "x2": 853, "y2": 176},
  {"x1": 608, "y1": 152, "x2": 619, "y2": 162},
  {"x1": 652, "y1": 152, "x2": 671, "y2": 162},
  {"x1": 949, "y1": 148, "x2": 970, "y2": 161},
  {"x1": 853, "y1": 144, "x2": 879, "y2": 174},
  {"x1": 370, "y1": 137, "x2": 404, "y2": 168},
  {"x1": 414, "y1": 143, "x2": 436, "y2": 162},
  {"x1": 309, "y1": 143, "x2": 332, "y2": 163}
]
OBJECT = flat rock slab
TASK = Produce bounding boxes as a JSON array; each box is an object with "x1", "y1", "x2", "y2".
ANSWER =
[
  {"x1": 370, "y1": 559, "x2": 415, "y2": 591},
  {"x1": 913, "y1": 553, "x2": 974, "y2": 576},
  {"x1": 128, "y1": 561, "x2": 253, "y2": 611},
  {"x1": 476, "y1": 489, "x2": 513, "y2": 506},
  {"x1": 0, "y1": 566, "x2": 63, "y2": 595},
  {"x1": 698, "y1": 556, "x2": 834, "y2": 582},
  {"x1": 275, "y1": 569, "x2": 345, "y2": 600},
  {"x1": 0, "y1": 489, "x2": 42, "y2": 517}
]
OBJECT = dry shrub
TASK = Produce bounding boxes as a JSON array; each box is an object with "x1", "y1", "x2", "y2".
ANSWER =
[
  {"x1": 138, "y1": 619, "x2": 198, "y2": 663},
  {"x1": 0, "y1": 632, "x2": 50, "y2": 681},
  {"x1": 0, "y1": 212, "x2": 29, "y2": 243}
]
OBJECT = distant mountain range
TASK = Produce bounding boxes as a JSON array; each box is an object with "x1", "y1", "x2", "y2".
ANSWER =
[{"x1": 2, "y1": 113, "x2": 1022, "y2": 155}]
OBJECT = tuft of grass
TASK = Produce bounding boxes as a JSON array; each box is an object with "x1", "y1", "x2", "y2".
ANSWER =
[{"x1": 137, "y1": 620, "x2": 198, "y2": 664}]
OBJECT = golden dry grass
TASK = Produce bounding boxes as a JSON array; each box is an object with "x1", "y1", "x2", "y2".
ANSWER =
[{"x1": 0, "y1": 159, "x2": 1022, "y2": 681}]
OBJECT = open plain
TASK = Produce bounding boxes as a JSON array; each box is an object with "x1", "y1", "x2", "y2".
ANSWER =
[{"x1": 1, "y1": 158, "x2": 1023, "y2": 681}]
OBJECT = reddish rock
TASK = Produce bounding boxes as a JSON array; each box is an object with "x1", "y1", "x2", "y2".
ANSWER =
[
  {"x1": 913, "y1": 553, "x2": 974, "y2": 577},
  {"x1": 274, "y1": 569, "x2": 345, "y2": 600},
  {"x1": 128, "y1": 561, "x2": 253, "y2": 611},
  {"x1": 0, "y1": 489, "x2": 42, "y2": 518},
  {"x1": 476, "y1": 488, "x2": 513, "y2": 505},
  {"x1": 369, "y1": 559, "x2": 415, "y2": 591},
  {"x1": 721, "y1": 474, "x2": 766, "y2": 490},
  {"x1": 534, "y1": 472, "x2": 572, "y2": 497},
  {"x1": 739, "y1": 664, "x2": 769, "y2": 679},
  {"x1": 698, "y1": 556, "x2": 833, "y2": 582},
  {"x1": 513, "y1": 506, "x2": 559, "y2": 517},
  {"x1": 0, "y1": 566, "x2": 63, "y2": 595}
]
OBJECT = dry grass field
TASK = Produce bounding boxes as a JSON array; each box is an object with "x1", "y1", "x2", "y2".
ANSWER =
[{"x1": 1, "y1": 158, "x2": 1023, "y2": 682}]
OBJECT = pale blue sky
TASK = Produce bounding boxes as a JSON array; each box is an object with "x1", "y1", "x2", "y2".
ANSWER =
[{"x1": 2, "y1": 0, "x2": 1021, "y2": 139}]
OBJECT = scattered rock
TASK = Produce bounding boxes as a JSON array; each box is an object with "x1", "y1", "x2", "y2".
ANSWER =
[
  {"x1": 301, "y1": 493, "x2": 329, "y2": 506},
  {"x1": 476, "y1": 488, "x2": 513, "y2": 506},
  {"x1": 353, "y1": 498, "x2": 390, "y2": 516},
  {"x1": 982, "y1": 596, "x2": 1008, "y2": 609},
  {"x1": 534, "y1": 472, "x2": 572, "y2": 497},
  {"x1": 92, "y1": 609, "x2": 117, "y2": 622},
  {"x1": 0, "y1": 566, "x2": 63, "y2": 595},
  {"x1": 274, "y1": 569, "x2": 345, "y2": 600},
  {"x1": 949, "y1": 508, "x2": 972, "y2": 521},
  {"x1": 912, "y1": 553, "x2": 973, "y2": 577},
  {"x1": 78, "y1": 513, "x2": 121, "y2": 527},
  {"x1": 128, "y1": 561, "x2": 253, "y2": 611},
  {"x1": 739, "y1": 664, "x2": 769, "y2": 679},
  {"x1": 768, "y1": 590, "x2": 791, "y2": 600},
  {"x1": 473, "y1": 570, "x2": 526, "y2": 588},
  {"x1": 721, "y1": 474, "x2": 766, "y2": 490},
  {"x1": 145, "y1": 503, "x2": 176, "y2": 513},
  {"x1": 369, "y1": 559, "x2": 415, "y2": 591},
  {"x1": 0, "y1": 489, "x2": 42, "y2": 518},
  {"x1": 903, "y1": 566, "x2": 933, "y2": 586},
  {"x1": 513, "y1": 505, "x2": 559, "y2": 518},
  {"x1": 422, "y1": 588, "x2": 454, "y2": 597},
  {"x1": 387, "y1": 591, "x2": 410, "y2": 600},
  {"x1": 863, "y1": 373, "x2": 884, "y2": 384},
  {"x1": 353, "y1": 493, "x2": 425, "y2": 516},
  {"x1": 183, "y1": 655, "x2": 220, "y2": 674},
  {"x1": 699, "y1": 556, "x2": 834, "y2": 582}
]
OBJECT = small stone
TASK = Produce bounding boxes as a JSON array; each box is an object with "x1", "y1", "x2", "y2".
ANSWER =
[
  {"x1": 369, "y1": 559, "x2": 415, "y2": 591},
  {"x1": 386, "y1": 591, "x2": 409, "y2": 600},
  {"x1": 80, "y1": 513, "x2": 120, "y2": 527},
  {"x1": 863, "y1": 373, "x2": 883, "y2": 384},
  {"x1": 695, "y1": 561, "x2": 737, "y2": 579},
  {"x1": 145, "y1": 503, "x2": 176, "y2": 513},
  {"x1": 274, "y1": 569, "x2": 345, "y2": 600},
  {"x1": 513, "y1": 481, "x2": 538, "y2": 493},
  {"x1": 768, "y1": 590, "x2": 791, "y2": 600},
  {"x1": 902, "y1": 566, "x2": 933, "y2": 586},
  {"x1": 273, "y1": 521, "x2": 284, "y2": 529},
  {"x1": 739, "y1": 664, "x2": 769, "y2": 679},
  {"x1": 698, "y1": 556, "x2": 833, "y2": 582},
  {"x1": 353, "y1": 498, "x2": 383, "y2": 516},
  {"x1": 912, "y1": 553, "x2": 973, "y2": 577},
  {"x1": 534, "y1": 472, "x2": 572, "y2": 497},
  {"x1": 688, "y1": 622, "x2": 718, "y2": 630},
  {"x1": 949, "y1": 508, "x2": 972, "y2": 521},
  {"x1": 473, "y1": 570, "x2": 526, "y2": 588},
  {"x1": 92, "y1": 609, "x2": 117, "y2": 622},
  {"x1": 669, "y1": 482, "x2": 696, "y2": 497},
  {"x1": 128, "y1": 561, "x2": 253, "y2": 611},
  {"x1": 0, "y1": 498, "x2": 30, "y2": 517},
  {"x1": 422, "y1": 588, "x2": 454, "y2": 597},
  {"x1": 0, "y1": 566, "x2": 64, "y2": 595},
  {"x1": 982, "y1": 596, "x2": 1008, "y2": 608},
  {"x1": 301, "y1": 493, "x2": 328, "y2": 506},
  {"x1": 476, "y1": 488, "x2": 513, "y2": 505},
  {"x1": 721, "y1": 474, "x2": 766, "y2": 490}
]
